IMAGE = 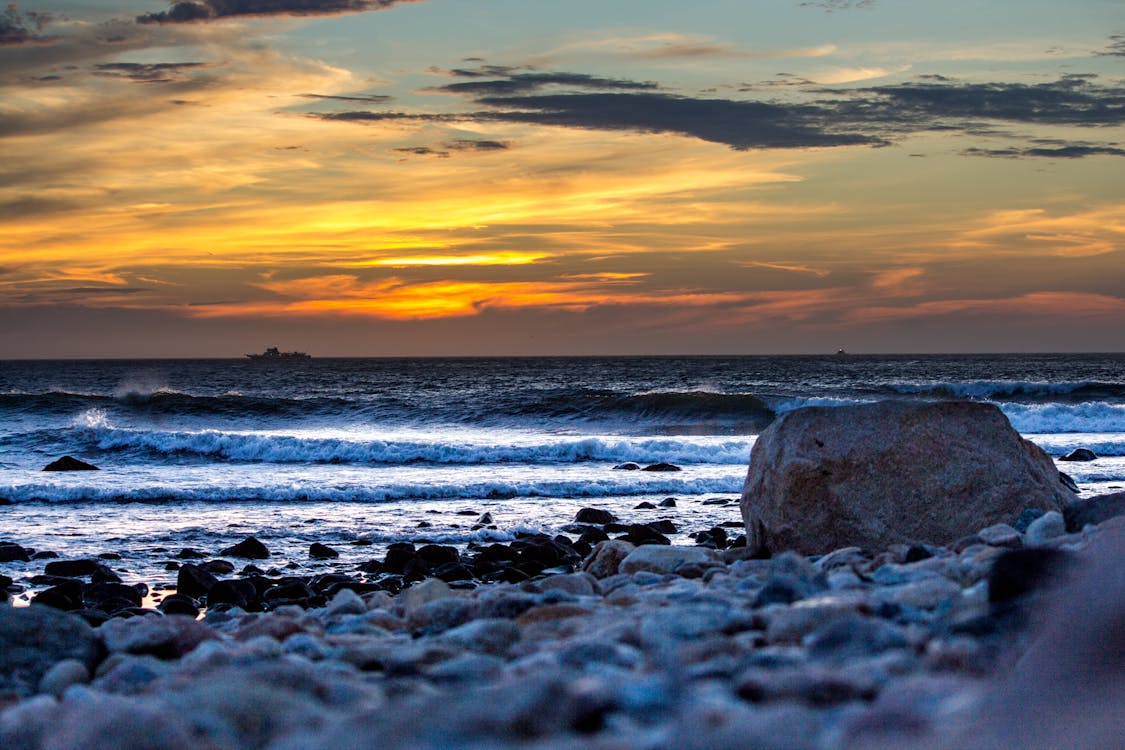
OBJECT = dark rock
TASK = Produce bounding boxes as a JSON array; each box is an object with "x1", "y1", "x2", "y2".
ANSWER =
[
  {"x1": 988, "y1": 547, "x2": 1074, "y2": 603},
  {"x1": 476, "y1": 544, "x2": 518, "y2": 564},
  {"x1": 164, "y1": 561, "x2": 180, "y2": 571},
  {"x1": 0, "y1": 542, "x2": 30, "y2": 563},
  {"x1": 434, "y1": 562, "x2": 476, "y2": 582},
  {"x1": 904, "y1": 545, "x2": 933, "y2": 563},
  {"x1": 309, "y1": 542, "x2": 340, "y2": 559},
  {"x1": 176, "y1": 548, "x2": 208, "y2": 559},
  {"x1": 1013, "y1": 507, "x2": 1047, "y2": 533},
  {"x1": 1058, "y1": 471, "x2": 1079, "y2": 493},
  {"x1": 0, "y1": 605, "x2": 101, "y2": 697},
  {"x1": 647, "y1": 519, "x2": 678, "y2": 534},
  {"x1": 219, "y1": 536, "x2": 270, "y2": 559},
  {"x1": 42, "y1": 455, "x2": 99, "y2": 471},
  {"x1": 694, "y1": 526, "x2": 729, "y2": 549},
  {"x1": 90, "y1": 565, "x2": 122, "y2": 584},
  {"x1": 31, "y1": 550, "x2": 59, "y2": 560},
  {"x1": 642, "y1": 462, "x2": 681, "y2": 472},
  {"x1": 702, "y1": 497, "x2": 731, "y2": 505},
  {"x1": 43, "y1": 559, "x2": 105, "y2": 578},
  {"x1": 383, "y1": 542, "x2": 416, "y2": 574},
  {"x1": 201, "y1": 559, "x2": 235, "y2": 575},
  {"x1": 416, "y1": 520, "x2": 433, "y2": 528},
  {"x1": 176, "y1": 563, "x2": 218, "y2": 599},
  {"x1": 97, "y1": 552, "x2": 122, "y2": 560},
  {"x1": 416, "y1": 544, "x2": 460, "y2": 566},
  {"x1": 658, "y1": 497, "x2": 678, "y2": 507},
  {"x1": 603, "y1": 522, "x2": 631, "y2": 533},
  {"x1": 476, "y1": 512, "x2": 494, "y2": 525},
  {"x1": 84, "y1": 582, "x2": 143, "y2": 610},
  {"x1": 617, "y1": 524, "x2": 670, "y2": 546},
  {"x1": 634, "y1": 501, "x2": 656, "y2": 510},
  {"x1": 575, "y1": 508, "x2": 616, "y2": 525},
  {"x1": 262, "y1": 579, "x2": 316, "y2": 607},
  {"x1": 157, "y1": 594, "x2": 200, "y2": 617},
  {"x1": 1059, "y1": 448, "x2": 1097, "y2": 462},
  {"x1": 1063, "y1": 490, "x2": 1125, "y2": 532},
  {"x1": 613, "y1": 462, "x2": 641, "y2": 470},
  {"x1": 0, "y1": 573, "x2": 11, "y2": 590},
  {"x1": 576, "y1": 527, "x2": 609, "y2": 546},
  {"x1": 31, "y1": 581, "x2": 83, "y2": 611},
  {"x1": 208, "y1": 578, "x2": 258, "y2": 609}
]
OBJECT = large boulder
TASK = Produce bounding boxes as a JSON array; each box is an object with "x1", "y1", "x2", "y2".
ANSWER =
[{"x1": 741, "y1": 401, "x2": 1073, "y2": 556}]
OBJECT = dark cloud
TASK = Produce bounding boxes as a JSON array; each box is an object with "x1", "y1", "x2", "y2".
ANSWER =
[
  {"x1": 392, "y1": 138, "x2": 510, "y2": 158},
  {"x1": 1099, "y1": 35, "x2": 1125, "y2": 57},
  {"x1": 429, "y1": 71, "x2": 659, "y2": 97},
  {"x1": 1, "y1": 6, "x2": 53, "y2": 45},
  {"x1": 963, "y1": 145, "x2": 1125, "y2": 159},
  {"x1": 315, "y1": 75, "x2": 1125, "y2": 155},
  {"x1": 799, "y1": 0, "x2": 875, "y2": 11},
  {"x1": 137, "y1": 0, "x2": 420, "y2": 25},
  {"x1": 300, "y1": 93, "x2": 394, "y2": 103},
  {"x1": 93, "y1": 61, "x2": 207, "y2": 82}
]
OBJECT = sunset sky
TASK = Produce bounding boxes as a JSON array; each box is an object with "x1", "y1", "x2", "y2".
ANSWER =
[{"x1": 2, "y1": 0, "x2": 1123, "y2": 357}]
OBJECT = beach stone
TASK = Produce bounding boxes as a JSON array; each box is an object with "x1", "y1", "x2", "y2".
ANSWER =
[
  {"x1": 766, "y1": 596, "x2": 865, "y2": 642},
  {"x1": 37, "y1": 658, "x2": 90, "y2": 697},
  {"x1": 42, "y1": 455, "x2": 98, "y2": 471},
  {"x1": 99, "y1": 614, "x2": 219, "y2": 658},
  {"x1": 741, "y1": 401, "x2": 1072, "y2": 556},
  {"x1": 1012, "y1": 507, "x2": 1047, "y2": 532},
  {"x1": 642, "y1": 462, "x2": 681, "y2": 472},
  {"x1": 438, "y1": 618, "x2": 520, "y2": 655},
  {"x1": 38, "y1": 696, "x2": 197, "y2": 750},
  {"x1": 581, "y1": 539, "x2": 635, "y2": 578},
  {"x1": 659, "y1": 497, "x2": 678, "y2": 507},
  {"x1": 326, "y1": 587, "x2": 367, "y2": 616},
  {"x1": 986, "y1": 547, "x2": 1073, "y2": 603},
  {"x1": 0, "y1": 605, "x2": 100, "y2": 697},
  {"x1": 804, "y1": 615, "x2": 909, "y2": 661},
  {"x1": 1059, "y1": 447, "x2": 1097, "y2": 461},
  {"x1": 536, "y1": 571, "x2": 599, "y2": 596},
  {"x1": 157, "y1": 594, "x2": 200, "y2": 617},
  {"x1": 736, "y1": 665, "x2": 878, "y2": 705},
  {"x1": 220, "y1": 536, "x2": 270, "y2": 559},
  {"x1": 398, "y1": 576, "x2": 456, "y2": 612},
  {"x1": 977, "y1": 523, "x2": 1022, "y2": 548},
  {"x1": 574, "y1": 507, "x2": 616, "y2": 525},
  {"x1": 613, "y1": 462, "x2": 641, "y2": 470},
  {"x1": 207, "y1": 578, "x2": 257, "y2": 609},
  {"x1": 1063, "y1": 489, "x2": 1125, "y2": 531},
  {"x1": 1024, "y1": 511, "x2": 1066, "y2": 545},
  {"x1": 43, "y1": 559, "x2": 105, "y2": 578},
  {"x1": 620, "y1": 544, "x2": 721, "y2": 576},
  {"x1": 879, "y1": 576, "x2": 962, "y2": 610}
]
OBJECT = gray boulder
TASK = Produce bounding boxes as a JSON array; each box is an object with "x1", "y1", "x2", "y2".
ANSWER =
[
  {"x1": 741, "y1": 401, "x2": 1073, "y2": 556},
  {"x1": 0, "y1": 605, "x2": 101, "y2": 697}
]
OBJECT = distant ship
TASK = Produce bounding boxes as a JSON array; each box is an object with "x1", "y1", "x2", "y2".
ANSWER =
[{"x1": 246, "y1": 347, "x2": 311, "y2": 361}]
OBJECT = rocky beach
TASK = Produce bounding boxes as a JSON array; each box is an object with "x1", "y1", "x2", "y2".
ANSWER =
[{"x1": 3, "y1": 399, "x2": 1124, "y2": 749}]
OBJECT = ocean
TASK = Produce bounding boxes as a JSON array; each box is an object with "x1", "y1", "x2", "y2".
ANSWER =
[{"x1": 2, "y1": 354, "x2": 1124, "y2": 589}]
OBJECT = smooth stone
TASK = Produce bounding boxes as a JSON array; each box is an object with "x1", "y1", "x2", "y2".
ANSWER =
[
  {"x1": 879, "y1": 577, "x2": 962, "y2": 610},
  {"x1": 977, "y1": 523, "x2": 1022, "y2": 548},
  {"x1": 766, "y1": 596, "x2": 866, "y2": 643},
  {"x1": 804, "y1": 615, "x2": 909, "y2": 661},
  {"x1": 536, "y1": 571, "x2": 599, "y2": 597},
  {"x1": 741, "y1": 401, "x2": 1073, "y2": 556},
  {"x1": 736, "y1": 665, "x2": 877, "y2": 705},
  {"x1": 613, "y1": 462, "x2": 641, "y2": 470},
  {"x1": 43, "y1": 559, "x2": 105, "y2": 578},
  {"x1": 326, "y1": 588, "x2": 367, "y2": 616},
  {"x1": 99, "y1": 614, "x2": 220, "y2": 658},
  {"x1": 581, "y1": 540, "x2": 636, "y2": 579},
  {"x1": 437, "y1": 618, "x2": 520, "y2": 655},
  {"x1": 1059, "y1": 447, "x2": 1097, "y2": 461},
  {"x1": 42, "y1": 455, "x2": 99, "y2": 471},
  {"x1": 0, "y1": 606, "x2": 100, "y2": 697},
  {"x1": 1024, "y1": 511, "x2": 1066, "y2": 545},
  {"x1": 398, "y1": 577, "x2": 456, "y2": 612},
  {"x1": 642, "y1": 462, "x2": 681, "y2": 472},
  {"x1": 987, "y1": 547, "x2": 1073, "y2": 603},
  {"x1": 658, "y1": 497, "x2": 678, "y2": 507},
  {"x1": 619, "y1": 545, "x2": 721, "y2": 576},
  {"x1": 0, "y1": 542, "x2": 31, "y2": 563},
  {"x1": 37, "y1": 658, "x2": 90, "y2": 698},
  {"x1": 1063, "y1": 490, "x2": 1125, "y2": 532},
  {"x1": 309, "y1": 542, "x2": 340, "y2": 559}
]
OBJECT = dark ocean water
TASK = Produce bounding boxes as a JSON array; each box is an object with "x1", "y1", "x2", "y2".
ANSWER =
[{"x1": 2, "y1": 354, "x2": 1123, "y2": 583}]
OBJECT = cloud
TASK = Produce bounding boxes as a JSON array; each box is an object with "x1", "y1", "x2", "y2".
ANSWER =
[
  {"x1": 963, "y1": 145, "x2": 1125, "y2": 159},
  {"x1": 299, "y1": 92, "x2": 393, "y2": 104},
  {"x1": 1098, "y1": 35, "x2": 1125, "y2": 57},
  {"x1": 392, "y1": 138, "x2": 510, "y2": 157},
  {"x1": 427, "y1": 70, "x2": 659, "y2": 97},
  {"x1": 543, "y1": 33, "x2": 837, "y2": 62},
  {"x1": 799, "y1": 1, "x2": 876, "y2": 11},
  {"x1": 137, "y1": 0, "x2": 422, "y2": 25},
  {"x1": 93, "y1": 61, "x2": 208, "y2": 82},
  {"x1": 1, "y1": 6, "x2": 52, "y2": 45}
]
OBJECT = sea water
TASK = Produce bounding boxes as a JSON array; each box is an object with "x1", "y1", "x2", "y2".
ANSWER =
[{"x1": 2, "y1": 354, "x2": 1123, "y2": 586}]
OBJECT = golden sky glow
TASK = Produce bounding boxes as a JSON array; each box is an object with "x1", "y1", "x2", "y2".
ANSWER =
[{"x1": 1, "y1": 0, "x2": 1122, "y2": 356}]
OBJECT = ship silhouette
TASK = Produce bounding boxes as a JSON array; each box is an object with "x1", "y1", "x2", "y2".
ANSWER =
[{"x1": 246, "y1": 347, "x2": 311, "y2": 361}]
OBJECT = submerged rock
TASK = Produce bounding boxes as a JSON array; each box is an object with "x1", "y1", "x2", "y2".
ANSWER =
[
  {"x1": 219, "y1": 536, "x2": 270, "y2": 559},
  {"x1": 42, "y1": 456, "x2": 99, "y2": 472},
  {"x1": 1059, "y1": 447, "x2": 1097, "y2": 461},
  {"x1": 741, "y1": 401, "x2": 1073, "y2": 556}
]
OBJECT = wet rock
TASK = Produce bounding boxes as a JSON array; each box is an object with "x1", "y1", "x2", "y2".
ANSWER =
[
  {"x1": 0, "y1": 605, "x2": 100, "y2": 697},
  {"x1": 175, "y1": 548, "x2": 208, "y2": 559},
  {"x1": 382, "y1": 542, "x2": 416, "y2": 574},
  {"x1": 309, "y1": 542, "x2": 340, "y2": 559},
  {"x1": 176, "y1": 563, "x2": 218, "y2": 599},
  {"x1": 616, "y1": 523, "x2": 671, "y2": 546},
  {"x1": 219, "y1": 536, "x2": 270, "y2": 559},
  {"x1": 157, "y1": 594, "x2": 200, "y2": 617},
  {"x1": 613, "y1": 462, "x2": 641, "y2": 470},
  {"x1": 642, "y1": 462, "x2": 681, "y2": 472},
  {"x1": 634, "y1": 501, "x2": 657, "y2": 509},
  {"x1": 574, "y1": 507, "x2": 616, "y2": 525},
  {"x1": 207, "y1": 578, "x2": 257, "y2": 609},
  {"x1": 1059, "y1": 447, "x2": 1097, "y2": 461},
  {"x1": 0, "y1": 542, "x2": 31, "y2": 563},
  {"x1": 43, "y1": 559, "x2": 107, "y2": 578},
  {"x1": 31, "y1": 581, "x2": 84, "y2": 611},
  {"x1": 84, "y1": 582, "x2": 143, "y2": 611},
  {"x1": 659, "y1": 497, "x2": 678, "y2": 507},
  {"x1": 42, "y1": 455, "x2": 99, "y2": 471},
  {"x1": 742, "y1": 401, "x2": 1073, "y2": 556},
  {"x1": 200, "y1": 559, "x2": 235, "y2": 575}
]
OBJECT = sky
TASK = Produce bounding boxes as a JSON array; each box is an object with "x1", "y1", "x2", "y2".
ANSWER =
[{"x1": 1, "y1": 0, "x2": 1123, "y2": 357}]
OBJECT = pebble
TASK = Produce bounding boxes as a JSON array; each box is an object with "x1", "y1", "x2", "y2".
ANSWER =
[{"x1": 1024, "y1": 510, "x2": 1066, "y2": 545}]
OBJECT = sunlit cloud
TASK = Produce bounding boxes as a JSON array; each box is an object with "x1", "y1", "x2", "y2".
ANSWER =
[{"x1": 350, "y1": 252, "x2": 552, "y2": 267}]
